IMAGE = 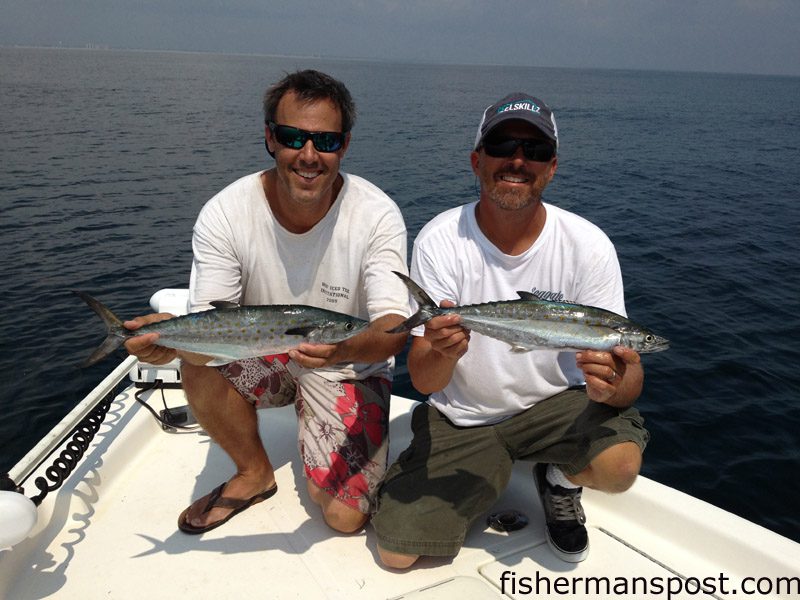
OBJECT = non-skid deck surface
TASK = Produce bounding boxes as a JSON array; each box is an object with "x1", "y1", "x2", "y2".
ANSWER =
[{"x1": 3, "y1": 386, "x2": 798, "y2": 599}]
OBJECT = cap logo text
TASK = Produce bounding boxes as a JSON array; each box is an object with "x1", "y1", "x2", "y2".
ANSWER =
[{"x1": 497, "y1": 101, "x2": 541, "y2": 114}]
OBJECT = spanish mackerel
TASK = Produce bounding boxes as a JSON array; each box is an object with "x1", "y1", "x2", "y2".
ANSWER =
[
  {"x1": 388, "y1": 272, "x2": 669, "y2": 353},
  {"x1": 75, "y1": 291, "x2": 369, "y2": 367}
]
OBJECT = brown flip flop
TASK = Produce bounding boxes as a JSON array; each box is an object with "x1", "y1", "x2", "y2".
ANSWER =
[{"x1": 178, "y1": 481, "x2": 278, "y2": 535}]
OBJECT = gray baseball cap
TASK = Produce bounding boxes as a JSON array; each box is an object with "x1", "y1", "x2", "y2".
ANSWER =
[{"x1": 474, "y1": 93, "x2": 558, "y2": 151}]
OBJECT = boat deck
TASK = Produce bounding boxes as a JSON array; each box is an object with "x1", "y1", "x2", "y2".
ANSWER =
[{"x1": 2, "y1": 360, "x2": 799, "y2": 599}]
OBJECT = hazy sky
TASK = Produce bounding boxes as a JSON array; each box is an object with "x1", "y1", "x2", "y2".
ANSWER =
[{"x1": 2, "y1": 0, "x2": 799, "y2": 76}]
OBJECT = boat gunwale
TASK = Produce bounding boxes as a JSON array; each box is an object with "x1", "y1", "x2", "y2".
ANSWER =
[{"x1": 8, "y1": 354, "x2": 139, "y2": 486}]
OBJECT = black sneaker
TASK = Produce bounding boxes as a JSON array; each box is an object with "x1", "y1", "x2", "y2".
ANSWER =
[{"x1": 534, "y1": 463, "x2": 589, "y2": 562}]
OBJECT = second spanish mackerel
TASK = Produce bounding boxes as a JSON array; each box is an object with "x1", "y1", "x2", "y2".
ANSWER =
[
  {"x1": 388, "y1": 272, "x2": 669, "y2": 353},
  {"x1": 75, "y1": 292, "x2": 369, "y2": 367}
]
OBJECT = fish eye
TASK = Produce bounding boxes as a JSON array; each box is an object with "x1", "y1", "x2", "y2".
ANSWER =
[
  {"x1": 645, "y1": 334, "x2": 654, "y2": 342},
  {"x1": 345, "y1": 322, "x2": 354, "y2": 330}
]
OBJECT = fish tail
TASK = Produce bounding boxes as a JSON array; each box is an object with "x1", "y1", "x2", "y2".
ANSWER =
[
  {"x1": 386, "y1": 271, "x2": 442, "y2": 333},
  {"x1": 73, "y1": 291, "x2": 127, "y2": 367}
]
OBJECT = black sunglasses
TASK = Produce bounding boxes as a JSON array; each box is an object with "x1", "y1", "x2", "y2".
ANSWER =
[
  {"x1": 267, "y1": 121, "x2": 347, "y2": 153},
  {"x1": 482, "y1": 137, "x2": 556, "y2": 162}
]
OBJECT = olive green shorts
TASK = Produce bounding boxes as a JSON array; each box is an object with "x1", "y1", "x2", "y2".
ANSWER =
[{"x1": 372, "y1": 388, "x2": 649, "y2": 557}]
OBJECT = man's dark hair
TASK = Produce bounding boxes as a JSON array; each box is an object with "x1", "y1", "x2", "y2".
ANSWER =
[{"x1": 263, "y1": 70, "x2": 356, "y2": 133}]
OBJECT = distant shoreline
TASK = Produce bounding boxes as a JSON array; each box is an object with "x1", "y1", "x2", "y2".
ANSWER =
[{"x1": 2, "y1": 44, "x2": 797, "y2": 79}]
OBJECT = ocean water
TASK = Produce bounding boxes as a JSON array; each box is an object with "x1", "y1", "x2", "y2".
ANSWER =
[{"x1": 1, "y1": 47, "x2": 799, "y2": 542}]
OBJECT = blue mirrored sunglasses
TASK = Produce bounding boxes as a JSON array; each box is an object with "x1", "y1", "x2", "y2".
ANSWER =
[{"x1": 267, "y1": 121, "x2": 346, "y2": 153}]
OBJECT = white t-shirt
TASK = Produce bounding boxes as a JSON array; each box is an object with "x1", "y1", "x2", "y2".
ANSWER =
[
  {"x1": 410, "y1": 201, "x2": 626, "y2": 426},
  {"x1": 189, "y1": 171, "x2": 410, "y2": 381}
]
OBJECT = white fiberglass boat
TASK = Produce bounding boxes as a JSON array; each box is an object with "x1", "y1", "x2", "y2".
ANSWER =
[{"x1": 1, "y1": 291, "x2": 798, "y2": 599}]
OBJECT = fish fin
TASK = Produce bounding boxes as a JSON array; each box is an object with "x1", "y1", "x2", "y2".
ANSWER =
[
  {"x1": 393, "y1": 271, "x2": 437, "y2": 307},
  {"x1": 516, "y1": 291, "x2": 592, "y2": 310},
  {"x1": 205, "y1": 357, "x2": 236, "y2": 367},
  {"x1": 386, "y1": 310, "x2": 435, "y2": 334},
  {"x1": 509, "y1": 343, "x2": 535, "y2": 353},
  {"x1": 285, "y1": 326, "x2": 316, "y2": 337},
  {"x1": 210, "y1": 300, "x2": 239, "y2": 310},
  {"x1": 81, "y1": 335, "x2": 127, "y2": 367},
  {"x1": 73, "y1": 291, "x2": 127, "y2": 367},
  {"x1": 386, "y1": 271, "x2": 442, "y2": 333}
]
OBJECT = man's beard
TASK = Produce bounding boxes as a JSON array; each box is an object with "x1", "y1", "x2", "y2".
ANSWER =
[
  {"x1": 486, "y1": 172, "x2": 547, "y2": 210},
  {"x1": 488, "y1": 187, "x2": 540, "y2": 210}
]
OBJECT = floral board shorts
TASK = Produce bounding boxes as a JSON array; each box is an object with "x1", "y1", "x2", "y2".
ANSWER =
[{"x1": 217, "y1": 355, "x2": 391, "y2": 515}]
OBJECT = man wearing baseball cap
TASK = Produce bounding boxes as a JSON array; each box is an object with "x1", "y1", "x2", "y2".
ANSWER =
[{"x1": 373, "y1": 93, "x2": 650, "y2": 567}]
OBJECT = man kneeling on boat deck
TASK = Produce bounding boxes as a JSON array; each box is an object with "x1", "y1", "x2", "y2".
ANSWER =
[
  {"x1": 372, "y1": 93, "x2": 650, "y2": 567},
  {"x1": 123, "y1": 70, "x2": 409, "y2": 535}
]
